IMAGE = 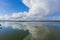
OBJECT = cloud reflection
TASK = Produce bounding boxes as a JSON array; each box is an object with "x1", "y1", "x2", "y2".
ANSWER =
[{"x1": 0, "y1": 22, "x2": 60, "y2": 40}]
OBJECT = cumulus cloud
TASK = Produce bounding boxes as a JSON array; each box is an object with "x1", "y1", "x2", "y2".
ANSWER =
[
  {"x1": 0, "y1": 15, "x2": 10, "y2": 20},
  {"x1": 23, "y1": 0, "x2": 60, "y2": 20},
  {"x1": 0, "y1": 0, "x2": 59, "y2": 20},
  {"x1": 0, "y1": 12, "x2": 28, "y2": 20},
  {"x1": 0, "y1": 0, "x2": 60, "y2": 40},
  {"x1": 23, "y1": 0, "x2": 49, "y2": 19},
  {"x1": 22, "y1": 0, "x2": 60, "y2": 40},
  {"x1": 0, "y1": 0, "x2": 60, "y2": 32}
]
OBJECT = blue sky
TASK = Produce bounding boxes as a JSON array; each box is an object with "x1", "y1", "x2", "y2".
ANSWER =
[
  {"x1": 0, "y1": 0, "x2": 29, "y2": 15},
  {"x1": 0, "y1": 0, "x2": 60, "y2": 20}
]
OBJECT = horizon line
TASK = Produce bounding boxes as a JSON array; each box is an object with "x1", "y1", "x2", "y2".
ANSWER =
[{"x1": 0, "y1": 20, "x2": 60, "y2": 22}]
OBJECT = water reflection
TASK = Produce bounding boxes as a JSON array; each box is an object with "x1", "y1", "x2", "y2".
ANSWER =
[
  {"x1": 0, "y1": 22, "x2": 29, "y2": 40},
  {"x1": 0, "y1": 22, "x2": 60, "y2": 40}
]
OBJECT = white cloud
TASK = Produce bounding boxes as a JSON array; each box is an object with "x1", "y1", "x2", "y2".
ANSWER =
[
  {"x1": 23, "y1": 0, "x2": 31, "y2": 8},
  {"x1": 0, "y1": 12, "x2": 27, "y2": 20},
  {"x1": 0, "y1": 14, "x2": 10, "y2": 20},
  {"x1": 0, "y1": 0, "x2": 60, "y2": 20},
  {"x1": 23, "y1": 0, "x2": 49, "y2": 19},
  {"x1": 23, "y1": 0, "x2": 60, "y2": 20},
  {"x1": 0, "y1": 1, "x2": 59, "y2": 40}
]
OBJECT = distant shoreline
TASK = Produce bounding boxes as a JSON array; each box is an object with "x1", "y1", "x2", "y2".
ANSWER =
[{"x1": 0, "y1": 20, "x2": 60, "y2": 22}]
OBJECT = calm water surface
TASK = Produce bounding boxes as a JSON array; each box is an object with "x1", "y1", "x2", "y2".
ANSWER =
[{"x1": 0, "y1": 22, "x2": 60, "y2": 40}]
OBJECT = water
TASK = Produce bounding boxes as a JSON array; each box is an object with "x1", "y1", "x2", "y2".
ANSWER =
[
  {"x1": 0, "y1": 22, "x2": 29, "y2": 40},
  {"x1": 0, "y1": 22, "x2": 60, "y2": 40}
]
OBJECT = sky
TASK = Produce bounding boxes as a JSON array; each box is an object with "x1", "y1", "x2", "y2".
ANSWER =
[
  {"x1": 0, "y1": 0, "x2": 60, "y2": 20},
  {"x1": 0, "y1": 0, "x2": 29, "y2": 15},
  {"x1": 0, "y1": 1, "x2": 60, "y2": 40}
]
